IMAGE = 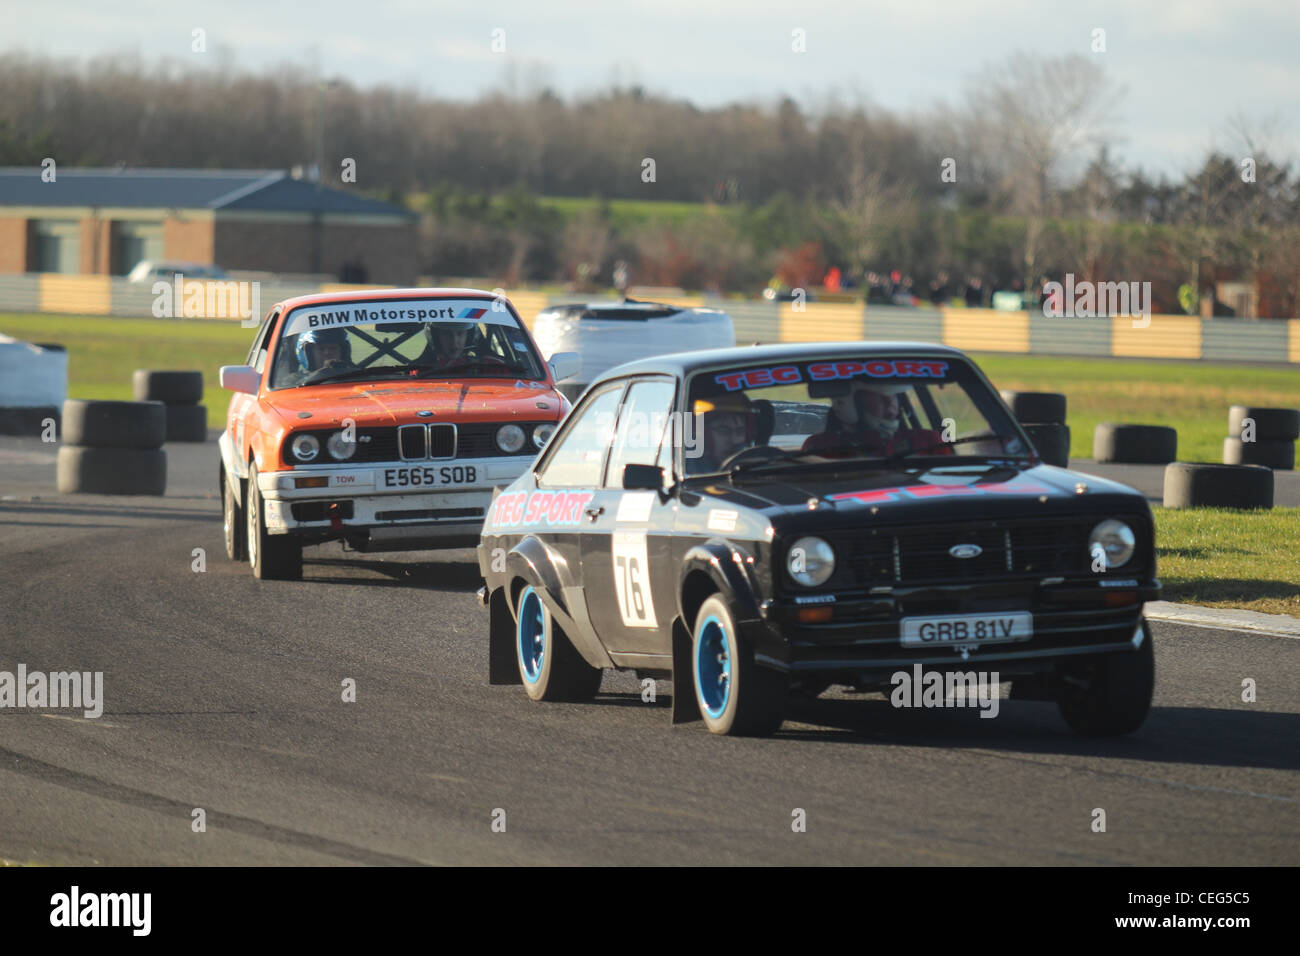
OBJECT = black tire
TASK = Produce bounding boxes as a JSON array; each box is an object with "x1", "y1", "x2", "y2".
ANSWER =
[
  {"x1": 1223, "y1": 437, "x2": 1294, "y2": 470},
  {"x1": 1057, "y1": 620, "x2": 1154, "y2": 736},
  {"x1": 245, "y1": 463, "x2": 302, "y2": 580},
  {"x1": 1163, "y1": 462, "x2": 1273, "y2": 509},
  {"x1": 56, "y1": 446, "x2": 166, "y2": 496},
  {"x1": 1024, "y1": 422, "x2": 1070, "y2": 467},
  {"x1": 221, "y1": 463, "x2": 246, "y2": 562},
  {"x1": 165, "y1": 404, "x2": 209, "y2": 443},
  {"x1": 1000, "y1": 390, "x2": 1067, "y2": 425},
  {"x1": 133, "y1": 369, "x2": 204, "y2": 405},
  {"x1": 61, "y1": 399, "x2": 165, "y2": 449},
  {"x1": 1093, "y1": 423, "x2": 1178, "y2": 464},
  {"x1": 692, "y1": 595, "x2": 787, "y2": 736},
  {"x1": 1228, "y1": 405, "x2": 1300, "y2": 442},
  {"x1": 514, "y1": 584, "x2": 602, "y2": 701},
  {"x1": 0, "y1": 405, "x2": 59, "y2": 437}
]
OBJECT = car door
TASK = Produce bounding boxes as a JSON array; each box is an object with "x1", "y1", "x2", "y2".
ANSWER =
[
  {"x1": 580, "y1": 376, "x2": 678, "y2": 658},
  {"x1": 532, "y1": 381, "x2": 627, "y2": 649}
]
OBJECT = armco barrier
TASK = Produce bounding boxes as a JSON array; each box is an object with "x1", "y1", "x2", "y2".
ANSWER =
[
  {"x1": 1028, "y1": 313, "x2": 1113, "y2": 356},
  {"x1": 780, "y1": 301, "x2": 867, "y2": 343}
]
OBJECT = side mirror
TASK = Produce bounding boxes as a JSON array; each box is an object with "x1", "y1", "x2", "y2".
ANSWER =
[
  {"x1": 622, "y1": 463, "x2": 665, "y2": 491},
  {"x1": 548, "y1": 351, "x2": 581, "y2": 382},
  {"x1": 220, "y1": 365, "x2": 261, "y2": 395}
]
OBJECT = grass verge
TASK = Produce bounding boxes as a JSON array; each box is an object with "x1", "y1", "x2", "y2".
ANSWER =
[{"x1": 1153, "y1": 507, "x2": 1300, "y2": 617}]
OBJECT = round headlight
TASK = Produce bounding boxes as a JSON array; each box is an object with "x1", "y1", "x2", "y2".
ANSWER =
[
  {"x1": 290, "y1": 433, "x2": 320, "y2": 463},
  {"x1": 787, "y1": 536, "x2": 835, "y2": 587},
  {"x1": 1089, "y1": 519, "x2": 1135, "y2": 569},
  {"x1": 533, "y1": 423, "x2": 556, "y2": 449},
  {"x1": 496, "y1": 424, "x2": 527, "y2": 454},
  {"x1": 327, "y1": 430, "x2": 356, "y2": 460}
]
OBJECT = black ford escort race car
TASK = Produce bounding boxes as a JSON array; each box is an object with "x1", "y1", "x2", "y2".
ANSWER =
[{"x1": 476, "y1": 342, "x2": 1159, "y2": 737}]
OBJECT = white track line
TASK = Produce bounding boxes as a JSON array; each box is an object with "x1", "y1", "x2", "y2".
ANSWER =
[{"x1": 1145, "y1": 601, "x2": 1300, "y2": 640}]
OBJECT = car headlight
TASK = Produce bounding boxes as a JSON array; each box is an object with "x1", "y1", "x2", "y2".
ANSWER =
[
  {"x1": 787, "y1": 536, "x2": 835, "y2": 587},
  {"x1": 532, "y1": 423, "x2": 556, "y2": 449},
  {"x1": 1089, "y1": 519, "x2": 1135, "y2": 569},
  {"x1": 327, "y1": 430, "x2": 356, "y2": 460},
  {"x1": 290, "y1": 433, "x2": 320, "y2": 463},
  {"x1": 496, "y1": 424, "x2": 527, "y2": 454}
]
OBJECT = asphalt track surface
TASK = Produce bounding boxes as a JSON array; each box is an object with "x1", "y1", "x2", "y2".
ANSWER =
[{"x1": 1, "y1": 435, "x2": 1297, "y2": 865}]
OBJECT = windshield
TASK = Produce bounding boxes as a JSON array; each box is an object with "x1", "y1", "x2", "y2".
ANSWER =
[
  {"x1": 269, "y1": 298, "x2": 547, "y2": 389},
  {"x1": 683, "y1": 356, "x2": 1029, "y2": 475}
]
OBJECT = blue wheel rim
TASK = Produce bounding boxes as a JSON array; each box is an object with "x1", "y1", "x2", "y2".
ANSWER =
[
  {"x1": 517, "y1": 586, "x2": 545, "y2": 683},
  {"x1": 693, "y1": 614, "x2": 731, "y2": 719}
]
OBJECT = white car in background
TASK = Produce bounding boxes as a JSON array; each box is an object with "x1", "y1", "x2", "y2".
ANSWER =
[
  {"x1": 127, "y1": 260, "x2": 229, "y2": 283},
  {"x1": 530, "y1": 298, "x2": 735, "y2": 401}
]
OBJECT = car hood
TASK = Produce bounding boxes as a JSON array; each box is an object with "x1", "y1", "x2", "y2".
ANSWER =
[
  {"x1": 266, "y1": 379, "x2": 563, "y2": 427},
  {"x1": 688, "y1": 461, "x2": 1151, "y2": 530}
]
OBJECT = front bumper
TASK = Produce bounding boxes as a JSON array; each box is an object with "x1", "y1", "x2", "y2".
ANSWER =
[
  {"x1": 256, "y1": 456, "x2": 530, "y2": 546},
  {"x1": 747, "y1": 578, "x2": 1160, "y2": 678}
]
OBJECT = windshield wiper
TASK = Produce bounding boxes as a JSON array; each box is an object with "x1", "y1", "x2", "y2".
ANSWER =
[{"x1": 411, "y1": 362, "x2": 531, "y2": 378}]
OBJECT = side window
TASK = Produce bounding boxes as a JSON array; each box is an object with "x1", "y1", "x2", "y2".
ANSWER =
[
  {"x1": 603, "y1": 379, "x2": 675, "y2": 488},
  {"x1": 536, "y1": 384, "x2": 624, "y2": 488},
  {"x1": 246, "y1": 308, "x2": 279, "y2": 373}
]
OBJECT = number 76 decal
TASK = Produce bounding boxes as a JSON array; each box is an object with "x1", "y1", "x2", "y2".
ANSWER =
[{"x1": 612, "y1": 532, "x2": 657, "y2": 628}]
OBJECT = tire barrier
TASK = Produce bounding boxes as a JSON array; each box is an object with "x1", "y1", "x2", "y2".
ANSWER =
[
  {"x1": 1093, "y1": 423, "x2": 1178, "y2": 464},
  {"x1": 1228, "y1": 405, "x2": 1300, "y2": 442},
  {"x1": 1163, "y1": 462, "x2": 1273, "y2": 510},
  {"x1": 57, "y1": 399, "x2": 167, "y2": 495},
  {"x1": 1023, "y1": 423, "x2": 1070, "y2": 468},
  {"x1": 1000, "y1": 390, "x2": 1067, "y2": 425},
  {"x1": 1223, "y1": 437, "x2": 1295, "y2": 470},
  {"x1": 0, "y1": 405, "x2": 59, "y2": 437},
  {"x1": 133, "y1": 369, "x2": 208, "y2": 443}
]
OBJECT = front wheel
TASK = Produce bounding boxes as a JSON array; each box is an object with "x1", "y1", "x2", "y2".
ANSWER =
[
  {"x1": 693, "y1": 595, "x2": 787, "y2": 736},
  {"x1": 1056, "y1": 619, "x2": 1154, "y2": 735},
  {"x1": 245, "y1": 463, "x2": 303, "y2": 581},
  {"x1": 515, "y1": 585, "x2": 601, "y2": 701}
]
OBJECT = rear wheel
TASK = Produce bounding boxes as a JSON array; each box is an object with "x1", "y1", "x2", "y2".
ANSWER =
[
  {"x1": 221, "y1": 464, "x2": 246, "y2": 561},
  {"x1": 1056, "y1": 620, "x2": 1154, "y2": 735},
  {"x1": 693, "y1": 595, "x2": 787, "y2": 736},
  {"x1": 515, "y1": 585, "x2": 601, "y2": 701},
  {"x1": 245, "y1": 463, "x2": 302, "y2": 580}
]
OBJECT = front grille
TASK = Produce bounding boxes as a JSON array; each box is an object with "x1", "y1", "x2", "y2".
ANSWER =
[
  {"x1": 398, "y1": 424, "x2": 426, "y2": 459},
  {"x1": 288, "y1": 422, "x2": 552, "y2": 465},
  {"x1": 815, "y1": 518, "x2": 1141, "y2": 590},
  {"x1": 290, "y1": 501, "x2": 355, "y2": 522}
]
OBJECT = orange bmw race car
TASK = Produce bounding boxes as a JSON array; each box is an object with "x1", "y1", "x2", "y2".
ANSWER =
[{"x1": 218, "y1": 288, "x2": 580, "y2": 579}]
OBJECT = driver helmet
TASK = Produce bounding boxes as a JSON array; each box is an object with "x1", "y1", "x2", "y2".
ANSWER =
[
  {"x1": 425, "y1": 320, "x2": 476, "y2": 353},
  {"x1": 295, "y1": 327, "x2": 351, "y2": 371},
  {"x1": 845, "y1": 380, "x2": 908, "y2": 436}
]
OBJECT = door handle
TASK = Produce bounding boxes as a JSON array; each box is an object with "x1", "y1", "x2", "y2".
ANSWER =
[{"x1": 585, "y1": 506, "x2": 605, "y2": 522}]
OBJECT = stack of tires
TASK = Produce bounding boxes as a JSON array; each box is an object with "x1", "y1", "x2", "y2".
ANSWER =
[
  {"x1": 1223, "y1": 405, "x2": 1297, "y2": 471},
  {"x1": 1000, "y1": 390, "x2": 1069, "y2": 467},
  {"x1": 133, "y1": 370, "x2": 208, "y2": 443},
  {"x1": 57, "y1": 400, "x2": 167, "y2": 495},
  {"x1": 1093, "y1": 423, "x2": 1178, "y2": 464}
]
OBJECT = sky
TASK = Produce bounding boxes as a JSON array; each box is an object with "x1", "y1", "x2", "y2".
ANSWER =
[{"x1": 4, "y1": 0, "x2": 1297, "y2": 179}]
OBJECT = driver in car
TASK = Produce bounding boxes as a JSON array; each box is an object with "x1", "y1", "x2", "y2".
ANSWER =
[
  {"x1": 415, "y1": 320, "x2": 508, "y2": 371},
  {"x1": 690, "y1": 393, "x2": 757, "y2": 473},
  {"x1": 294, "y1": 328, "x2": 354, "y2": 376},
  {"x1": 802, "y1": 380, "x2": 949, "y2": 458}
]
